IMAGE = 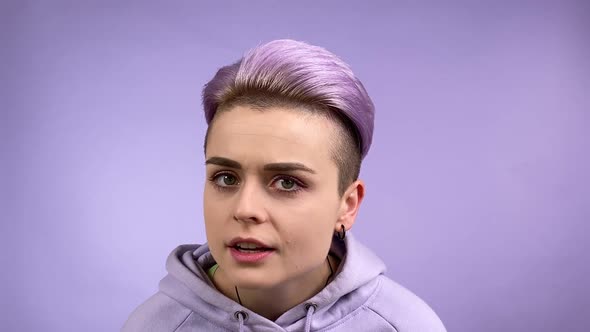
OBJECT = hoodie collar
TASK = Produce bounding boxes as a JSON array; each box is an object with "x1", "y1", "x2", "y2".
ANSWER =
[{"x1": 159, "y1": 233, "x2": 386, "y2": 331}]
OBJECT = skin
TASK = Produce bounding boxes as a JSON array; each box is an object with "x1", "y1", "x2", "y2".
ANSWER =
[{"x1": 203, "y1": 105, "x2": 365, "y2": 320}]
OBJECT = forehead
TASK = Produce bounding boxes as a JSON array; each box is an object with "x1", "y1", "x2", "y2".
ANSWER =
[{"x1": 206, "y1": 105, "x2": 336, "y2": 167}]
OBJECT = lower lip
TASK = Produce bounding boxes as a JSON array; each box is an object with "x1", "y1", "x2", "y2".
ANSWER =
[{"x1": 229, "y1": 247, "x2": 275, "y2": 263}]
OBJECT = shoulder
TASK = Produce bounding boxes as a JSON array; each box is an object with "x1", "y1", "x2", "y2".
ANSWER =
[
  {"x1": 365, "y1": 275, "x2": 447, "y2": 332},
  {"x1": 121, "y1": 292, "x2": 192, "y2": 332}
]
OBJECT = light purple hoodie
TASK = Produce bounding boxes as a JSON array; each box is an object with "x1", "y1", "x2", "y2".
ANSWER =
[{"x1": 122, "y1": 234, "x2": 446, "y2": 332}]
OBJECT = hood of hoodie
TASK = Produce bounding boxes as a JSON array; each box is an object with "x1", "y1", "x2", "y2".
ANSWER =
[{"x1": 158, "y1": 233, "x2": 386, "y2": 331}]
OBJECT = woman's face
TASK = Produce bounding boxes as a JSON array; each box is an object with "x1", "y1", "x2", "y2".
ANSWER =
[{"x1": 203, "y1": 105, "x2": 345, "y2": 289}]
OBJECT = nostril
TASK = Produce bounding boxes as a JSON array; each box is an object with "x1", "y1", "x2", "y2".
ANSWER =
[
  {"x1": 233, "y1": 214, "x2": 263, "y2": 224},
  {"x1": 233, "y1": 215, "x2": 257, "y2": 222}
]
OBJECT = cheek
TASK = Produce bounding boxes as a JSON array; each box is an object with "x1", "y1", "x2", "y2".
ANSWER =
[
  {"x1": 276, "y1": 194, "x2": 339, "y2": 253},
  {"x1": 203, "y1": 189, "x2": 228, "y2": 238},
  {"x1": 203, "y1": 190, "x2": 230, "y2": 262}
]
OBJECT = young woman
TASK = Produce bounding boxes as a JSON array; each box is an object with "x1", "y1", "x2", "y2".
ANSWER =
[{"x1": 123, "y1": 39, "x2": 446, "y2": 332}]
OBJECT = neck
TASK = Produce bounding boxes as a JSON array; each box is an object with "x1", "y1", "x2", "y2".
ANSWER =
[{"x1": 212, "y1": 255, "x2": 338, "y2": 321}]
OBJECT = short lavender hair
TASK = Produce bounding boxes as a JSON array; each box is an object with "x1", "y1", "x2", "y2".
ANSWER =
[{"x1": 202, "y1": 39, "x2": 375, "y2": 195}]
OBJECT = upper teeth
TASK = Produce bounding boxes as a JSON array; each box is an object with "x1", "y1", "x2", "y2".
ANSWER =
[{"x1": 236, "y1": 243, "x2": 263, "y2": 249}]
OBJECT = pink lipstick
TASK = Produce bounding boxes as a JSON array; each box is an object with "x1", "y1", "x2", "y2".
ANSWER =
[{"x1": 227, "y1": 237, "x2": 276, "y2": 263}]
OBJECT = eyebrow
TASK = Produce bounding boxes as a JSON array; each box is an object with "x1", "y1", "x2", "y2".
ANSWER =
[{"x1": 205, "y1": 156, "x2": 316, "y2": 174}]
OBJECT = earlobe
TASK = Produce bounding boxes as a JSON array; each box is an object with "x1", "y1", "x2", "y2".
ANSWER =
[{"x1": 335, "y1": 224, "x2": 346, "y2": 240}]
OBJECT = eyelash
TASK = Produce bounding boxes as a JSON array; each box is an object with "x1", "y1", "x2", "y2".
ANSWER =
[{"x1": 208, "y1": 172, "x2": 307, "y2": 196}]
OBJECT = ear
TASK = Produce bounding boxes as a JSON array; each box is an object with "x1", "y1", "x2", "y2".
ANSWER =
[{"x1": 336, "y1": 179, "x2": 365, "y2": 232}]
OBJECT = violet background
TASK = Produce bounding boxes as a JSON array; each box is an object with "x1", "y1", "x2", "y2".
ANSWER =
[{"x1": 2, "y1": 1, "x2": 589, "y2": 331}]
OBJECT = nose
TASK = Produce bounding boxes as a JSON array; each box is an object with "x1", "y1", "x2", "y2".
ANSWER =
[{"x1": 233, "y1": 180, "x2": 268, "y2": 224}]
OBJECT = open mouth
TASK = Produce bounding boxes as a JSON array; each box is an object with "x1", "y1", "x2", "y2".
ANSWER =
[{"x1": 232, "y1": 242, "x2": 274, "y2": 253}]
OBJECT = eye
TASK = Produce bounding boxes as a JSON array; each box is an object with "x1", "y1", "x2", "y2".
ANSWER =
[
  {"x1": 271, "y1": 177, "x2": 302, "y2": 192},
  {"x1": 212, "y1": 173, "x2": 239, "y2": 187}
]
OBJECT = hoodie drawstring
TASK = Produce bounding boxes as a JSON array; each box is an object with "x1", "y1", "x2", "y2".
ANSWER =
[
  {"x1": 234, "y1": 304, "x2": 316, "y2": 332},
  {"x1": 304, "y1": 303, "x2": 317, "y2": 332},
  {"x1": 234, "y1": 311, "x2": 248, "y2": 332}
]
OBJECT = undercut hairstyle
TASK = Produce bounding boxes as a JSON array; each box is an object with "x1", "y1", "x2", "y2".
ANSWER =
[{"x1": 201, "y1": 39, "x2": 375, "y2": 196}]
